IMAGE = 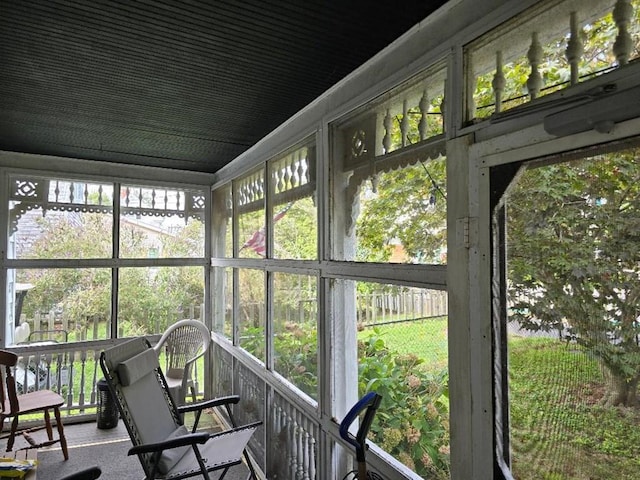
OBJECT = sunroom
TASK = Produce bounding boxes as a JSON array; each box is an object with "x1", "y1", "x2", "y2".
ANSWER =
[{"x1": 2, "y1": 0, "x2": 640, "y2": 479}]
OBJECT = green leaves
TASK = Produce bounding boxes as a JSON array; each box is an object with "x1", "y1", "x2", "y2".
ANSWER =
[
  {"x1": 20, "y1": 212, "x2": 206, "y2": 337},
  {"x1": 508, "y1": 149, "x2": 640, "y2": 405},
  {"x1": 356, "y1": 158, "x2": 447, "y2": 264},
  {"x1": 357, "y1": 330, "x2": 450, "y2": 478}
]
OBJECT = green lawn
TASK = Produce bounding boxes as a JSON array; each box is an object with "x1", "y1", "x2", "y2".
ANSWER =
[
  {"x1": 508, "y1": 337, "x2": 640, "y2": 480},
  {"x1": 360, "y1": 321, "x2": 640, "y2": 479},
  {"x1": 359, "y1": 316, "x2": 448, "y2": 371}
]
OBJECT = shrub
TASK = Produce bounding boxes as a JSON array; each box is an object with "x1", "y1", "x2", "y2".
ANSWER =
[{"x1": 358, "y1": 329, "x2": 450, "y2": 478}]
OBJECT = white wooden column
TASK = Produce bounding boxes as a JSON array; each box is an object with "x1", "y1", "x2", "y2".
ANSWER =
[
  {"x1": 447, "y1": 134, "x2": 494, "y2": 480},
  {"x1": 327, "y1": 126, "x2": 360, "y2": 478}
]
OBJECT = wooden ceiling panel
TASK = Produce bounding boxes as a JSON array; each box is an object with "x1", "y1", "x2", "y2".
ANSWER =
[{"x1": 0, "y1": 0, "x2": 448, "y2": 173}]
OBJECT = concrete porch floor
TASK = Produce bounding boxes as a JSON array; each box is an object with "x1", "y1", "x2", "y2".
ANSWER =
[
  {"x1": 0, "y1": 410, "x2": 235, "y2": 479},
  {"x1": 1, "y1": 409, "x2": 221, "y2": 452}
]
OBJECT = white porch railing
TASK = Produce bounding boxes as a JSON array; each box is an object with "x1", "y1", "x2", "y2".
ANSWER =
[
  {"x1": 210, "y1": 337, "x2": 422, "y2": 480},
  {"x1": 4, "y1": 335, "x2": 419, "y2": 479},
  {"x1": 6, "y1": 339, "x2": 128, "y2": 423},
  {"x1": 4, "y1": 337, "x2": 177, "y2": 424}
]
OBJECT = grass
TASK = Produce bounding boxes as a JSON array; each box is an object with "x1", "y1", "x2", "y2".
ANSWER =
[
  {"x1": 361, "y1": 322, "x2": 640, "y2": 479},
  {"x1": 508, "y1": 337, "x2": 640, "y2": 480},
  {"x1": 359, "y1": 316, "x2": 448, "y2": 370}
]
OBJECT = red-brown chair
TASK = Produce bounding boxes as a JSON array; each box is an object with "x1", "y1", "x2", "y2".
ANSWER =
[{"x1": 0, "y1": 349, "x2": 68, "y2": 460}]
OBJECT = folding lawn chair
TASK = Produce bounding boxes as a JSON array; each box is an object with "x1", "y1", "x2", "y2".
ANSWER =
[{"x1": 100, "y1": 337, "x2": 261, "y2": 480}]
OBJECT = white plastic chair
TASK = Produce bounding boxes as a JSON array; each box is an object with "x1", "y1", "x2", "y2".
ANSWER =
[{"x1": 153, "y1": 319, "x2": 211, "y2": 405}]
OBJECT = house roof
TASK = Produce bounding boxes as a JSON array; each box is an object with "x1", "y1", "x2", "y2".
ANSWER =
[{"x1": 0, "y1": 0, "x2": 449, "y2": 174}]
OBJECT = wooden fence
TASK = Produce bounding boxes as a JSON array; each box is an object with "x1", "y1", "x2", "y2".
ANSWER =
[
  {"x1": 19, "y1": 288, "x2": 448, "y2": 345},
  {"x1": 358, "y1": 289, "x2": 448, "y2": 326},
  {"x1": 19, "y1": 304, "x2": 205, "y2": 343},
  {"x1": 247, "y1": 289, "x2": 448, "y2": 327}
]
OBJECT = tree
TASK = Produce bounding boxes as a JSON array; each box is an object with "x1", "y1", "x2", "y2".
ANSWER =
[
  {"x1": 356, "y1": 159, "x2": 447, "y2": 263},
  {"x1": 274, "y1": 197, "x2": 317, "y2": 260},
  {"x1": 19, "y1": 212, "x2": 205, "y2": 339},
  {"x1": 21, "y1": 213, "x2": 112, "y2": 320},
  {"x1": 507, "y1": 150, "x2": 640, "y2": 406}
]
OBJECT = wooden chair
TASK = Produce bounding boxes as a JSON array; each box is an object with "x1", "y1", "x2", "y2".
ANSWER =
[{"x1": 0, "y1": 350, "x2": 68, "y2": 459}]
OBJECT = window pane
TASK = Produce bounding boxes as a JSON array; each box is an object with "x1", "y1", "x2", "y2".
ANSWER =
[
  {"x1": 355, "y1": 281, "x2": 450, "y2": 478},
  {"x1": 235, "y1": 169, "x2": 265, "y2": 258},
  {"x1": 270, "y1": 145, "x2": 317, "y2": 260},
  {"x1": 119, "y1": 185, "x2": 205, "y2": 258},
  {"x1": 9, "y1": 268, "x2": 112, "y2": 345},
  {"x1": 238, "y1": 208, "x2": 265, "y2": 259},
  {"x1": 238, "y1": 269, "x2": 265, "y2": 361},
  {"x1": 272, "y1": 197, "x2": 317, "y2": 260},
  {"x1": 505, "y1": 148, "x2": 640, "y2": 479},
  {"x1": 211, "y1": 267, "x2": 233, "y2": 338},
  {"x1": 273, "y1": 272, "x2": 318, "y2": 399},
  {"x1": 466, "y1": 1, "x2": 640, "y2": 121},
  {"x1": 212, "y1": 184, "x2": 233, "y2": 258},
  {"x1": 10, "y1": 177, "x2": 113, "y2": 260},
  {"x1": 355, "y1": 157, "x2": 447, "y2": 264},
  {"x1": 118, "y1": 267, "x2": 204, "y2": 336}
]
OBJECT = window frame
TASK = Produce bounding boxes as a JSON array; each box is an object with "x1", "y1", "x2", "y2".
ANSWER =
[{"x1": 1, "y1": 168, "x2": 211, "y2": 346}]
